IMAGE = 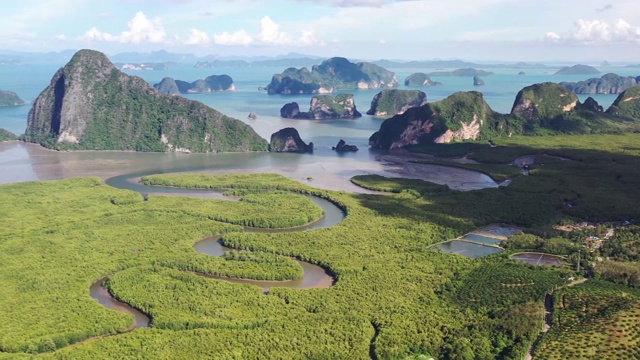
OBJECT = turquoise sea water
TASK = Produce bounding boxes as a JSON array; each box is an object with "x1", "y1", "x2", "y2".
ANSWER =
[
  {"x1": 2, "y1": 63, "x2": 638, "y2": 143},
  {"x1": 0, "y1": 62, "x2": 638, "y2": 187}
]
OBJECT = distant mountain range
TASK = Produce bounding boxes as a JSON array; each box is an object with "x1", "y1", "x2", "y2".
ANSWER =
[{"x1": 2, "y1": 49, "x2": 639, "y2": 70}]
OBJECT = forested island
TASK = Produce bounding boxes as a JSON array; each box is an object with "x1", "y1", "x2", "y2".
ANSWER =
[
  {"x1": 280, "y1": 94, "x2": 362, "y2": 119},
  {"x1": 0, "y1": 90, "x2": 25, "y2": 106},
  {"x1": 370, "y1": 82, "x2": 640, "y2": 149},
  {"x1": 265, "y1": 57, "x2": 398, "y2": 94},
  {"x1": 154, "y1": 74, "x2": 235, "y2": 94},
  {"x1": 23, "y1": 49, "x2": 266, "y2": 152},
  {"x1": 554, "y1": 64, "x2": 600, "y2": 75},
  {"x1": 404, "y1": 73, "x2": 442, "y2": 86},
  {"x1": 366, "y1": 89, "x2": 427, "y2": 116},
  {"x1": 560, "y1": 73, "x2": 640, "y2": 94}
]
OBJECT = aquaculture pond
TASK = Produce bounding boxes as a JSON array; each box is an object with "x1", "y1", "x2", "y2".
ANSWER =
[
  {"x1": 434, "y1": 240, "x2": 504, "y2": 259},
  {"x1": 511, "y1": 252, "x2": 566, "y2": 267},
  {"x1": 433, "y1": 224, "x2": 521, "y2": 259}
]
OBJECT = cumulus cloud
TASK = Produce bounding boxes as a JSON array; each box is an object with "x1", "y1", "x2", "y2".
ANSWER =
[
  {"x1": 213, "y1": 30, "x2": 254, "y2": 46},
  {"x1": 185, "y1": 28, "x2": 210, "y2": 45},
  {"x1": 546, "y1": 19, "x2": 640, "y2": 44},
  {"x1": 83, "y1": 11, "x2": 167, "y2": 44},
  {"x1": 258, "y1": 16, "x2": 292, "y2": 45},
  {"x1": 298, "y1": 29, "x2": 322, "y2": 46}
]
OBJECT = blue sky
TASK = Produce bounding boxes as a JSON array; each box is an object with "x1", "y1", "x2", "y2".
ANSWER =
[{"x1": 1, "y1": 0, "x2": 640, "y2": 61}]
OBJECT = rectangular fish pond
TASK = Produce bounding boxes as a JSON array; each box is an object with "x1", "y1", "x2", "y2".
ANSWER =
[
  {"x1": 511, "y1": 252, "x2": 566, "y2": 267},
  {"x1": 432, "y1": 224, "x2": 521, "y2": 259},
  {"x1": 433, "y1": 240, "x2": 503, "y2": 259},
  {"x1": 459, "y1": 233, "x2": 503, "y2": 246}
]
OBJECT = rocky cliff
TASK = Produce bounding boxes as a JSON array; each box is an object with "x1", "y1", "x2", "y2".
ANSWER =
[
  {"x1": 25, "y1": 49, "x2": 267, "y2": 152},
  {"x1": 366, "y1": 89, "x2": 427, "y2": 116},
  {"x1": 332, "y1": 139, "x2": 358, "y2": 152},
  {"x1": 268, "y1": 127, "x2": 313, "y2": 152},
  {"x1": 266, "y1": 57, "x2": 398, "y2": 95},
  {"x1": 473, "y1": 76, "x2": 485, "y2": 86},
  {"x1": 154, "y1": 74, "x2": 235, "y2": 94},
  {"x1": 560, "y1": 73, "x2": 640, "y2": 94},
  {"x1": 369, "y1": 91, "x2": 494, "y2": 149},
  {"x1": 280, "y1": 94, "x2": 362, "y2": 119},
  {"x1": 606, "y1": 86, "x2": 640, "y2": 119},
  {"x1": 369, "y1": 82, "x2": 640, "y2": 150},
  {"x1": 153, "y1": 77, "x2": 181, "y2": 95},
  {"x1": 0, "y1": 90, "x2": 25, "y2": 106}
]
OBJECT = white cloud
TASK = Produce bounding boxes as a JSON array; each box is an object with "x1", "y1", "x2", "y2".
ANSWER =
[
  {"x1": 199, "y1": 18, "x2": 317, "y2": 47},
  {"x1": 258, "y1": 16, "x2": 291, "y2": 45},
  {"x1": 82, "y1": 11, "x2": 167, "y2": 44},
  {"x1": 83, "y1": 27, "x2": 117, "y2": 42},
  {"x1": 185, "y1": 28, "x2": 210, "y2": 45},
  {"x1": 298, "y1": 29, "x2": 322, "y2": 46},
  {"x1": 545, "y1": 32, "x2": 560, "y2": 41},
  {"x1": 213, "y1": 30, "x2": 254, "y2": 46},
  {"x1": 546, "y1": 19, "x2": 640, "y2": 44}
]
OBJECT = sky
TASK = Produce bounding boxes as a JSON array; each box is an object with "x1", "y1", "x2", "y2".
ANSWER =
[{"x1": 1, "y1": 0, "x2": 640, "y2": 62}]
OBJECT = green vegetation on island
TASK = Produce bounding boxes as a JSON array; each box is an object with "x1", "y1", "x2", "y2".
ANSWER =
[
  {"x1": 370, "y1": 91, "x2": 501, "y2": 149},
  {"x1": 554, "y1": 64, "x2": 600, "y2": 75},
  {"x1": 153, "y1": 74, "x2": 235, "y2": 95},
  {"x1": 280, "y1": 93, "x2": 362, "y2": 119},
  {"x1": 560, "y1": 73, "x2": 640, "y2": 94},
  {"x1": 606, "y1": 86, "x2": 640, "y2": 119},
  {"x1": 0, "y1": 128, "x2": 18, "y2": 141},
  {"x1": 267, "y1": 127, "x2": 313, "y2": 152},
  {"x1": 24, "y1": 49, "x2": 267, "y2": 152},
  {"x1": 370, "y1": 82, "x2": 640, "y2": 149},
  {"x1": 0, "y1": 90, "x2": 25, "y2": 106},
  {"x1": 404, "y1": 72, "x2": 441, "y2": 86},
  {"x1": 366, "y1": 89, "x2": 427, "y2": 116},
  {"x1": 265, "y1": 57, "x2": 398, "y2": 95}
]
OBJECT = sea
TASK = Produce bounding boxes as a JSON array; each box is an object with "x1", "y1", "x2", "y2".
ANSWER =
[{"x1": 0, "y1": 62, "x2": 638, "y2": 188}]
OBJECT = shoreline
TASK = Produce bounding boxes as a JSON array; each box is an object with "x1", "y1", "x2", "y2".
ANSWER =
[{"x1": 0, "y1": 142, "x2": 503, "y2": 193}]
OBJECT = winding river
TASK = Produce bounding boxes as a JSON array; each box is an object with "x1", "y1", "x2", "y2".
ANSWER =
[{"x1": 89, "y1": 173, "x2": 345, "y2": 331}]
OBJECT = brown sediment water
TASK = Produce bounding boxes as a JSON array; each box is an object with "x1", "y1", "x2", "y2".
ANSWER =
[
  {"x1": 0, "y1": 142, "x2": 501, "y2": 192},
  {"x1": 194, "y1": 237, "x2": 334, "y2": 292},
  {"x1": 89, "y1": 278, "x2": 151, "y2": 328}
]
